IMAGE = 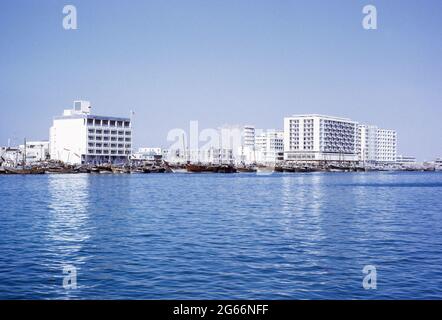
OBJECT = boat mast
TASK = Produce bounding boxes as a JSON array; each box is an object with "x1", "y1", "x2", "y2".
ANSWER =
[
  {"x1": 23, "y1": 137, "x2": 26, "y2": 166},
  {"x1": 182, "y1": 133, "x2": 189, "y2": 163}
]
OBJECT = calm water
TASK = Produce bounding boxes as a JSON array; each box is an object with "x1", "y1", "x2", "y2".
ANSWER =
[{"x1": 0, "y1": 172, "x2": 442, "y2": 299}]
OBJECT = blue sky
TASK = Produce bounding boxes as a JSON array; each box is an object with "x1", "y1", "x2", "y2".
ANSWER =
[{"x1": 0, "y1": 0, "x2": 441, "y2": 160}]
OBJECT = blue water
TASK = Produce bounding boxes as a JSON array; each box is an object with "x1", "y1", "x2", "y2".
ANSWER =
[{"x1": 0, "y1": 172, "x2": 442, "y2": 299}]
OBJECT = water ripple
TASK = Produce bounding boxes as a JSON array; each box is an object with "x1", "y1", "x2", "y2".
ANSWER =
[{"x1": 0, "y1": 172, "x2": 441, "y2": 299}]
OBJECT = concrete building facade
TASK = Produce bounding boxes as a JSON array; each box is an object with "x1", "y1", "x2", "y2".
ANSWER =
[
  {"x1": 255, "y1": 130, "x2": 284, "y2": 163},
  {"x1": 19, "y1": 141, "x2": 49, "y2": 163},
  {"x1": 284, "y1": 114, "x2": 359, "y2": 162},
  {"x1": 359, "y1": 125, "x2": 397, "y2": 163},
  {"x1": 49, "y1": 101, "x2": 132, "y2": 164}
]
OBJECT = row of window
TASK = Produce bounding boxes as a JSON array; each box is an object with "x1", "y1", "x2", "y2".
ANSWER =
[
  {"x1": 88, "y1": 143, "x2": 131, "y2": 148},
  {"x1": 87, "y1": 119, "x2": 130, "y2": 128},
  {"x1": 88, "y1": 136, "x2": 131, "y2": 142},
  {"x1": 87, "y1": 149, "x2": 131, "y2": 155},
  {"x1": 287, "y1": 153, "x2": 315, "y2": 160},
  {"x1": 88, "y1": 129, "x2": 131, "y2": 135}
]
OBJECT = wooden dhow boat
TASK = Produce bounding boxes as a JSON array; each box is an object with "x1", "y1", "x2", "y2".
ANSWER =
[
  {"x1": 4, "y1": 166, "x2": 45, "y2": 174},
  {"x1": 236, "y1": 165, "x2": 257, "y2": 173},
  {"x1": 186, "y1": 163, "x2": 213, "y2": 173}
]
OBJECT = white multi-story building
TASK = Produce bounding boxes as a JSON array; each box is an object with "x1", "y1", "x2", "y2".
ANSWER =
[
  {"x1": 376, "y1": 128, "x2": 397, "y2": 162},
  {"x1": 359, "y1": 125, "x2": 397, "y2": 163},
  {"x1": 49, "y1": 101, "x2": 132, "y2": 164},
  {"x1": 243, "y1": 125, "x2": 255, "y2": 148},
  {"x1": 255, "y1": 130, "x2": 284, "y2": 163},
  {"x1": 284, "y1": 114, "x2": 359, "y2": 162},
  {"x1": 19, "y1": 140, "x2": 49, "y2": 163},
  {"x1": 237, "y1": 125, "x2": 256, "y2": 164}
]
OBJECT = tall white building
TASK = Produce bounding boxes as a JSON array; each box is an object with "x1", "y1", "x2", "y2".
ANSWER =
[
  {"x1": 243, "y1": 125, "x2": 255, "y2": 148},
  {"x1": 284, "y1": 114, "x2": 359, "y2": 162},
  {"x1": 376, "y1": 128, "x2": 397, "y2": 162},
  {"x1": 359, "y1": 125, "x2": 397, "y2": 163},
  {"x1": 49, "y1": 101, "x2": 132, "y2": 164},
  {"x1": 237, "y1": 125, "x2": 256, "y2": 164},
  {"x1": 255, "y1": 130, "x2": 284, "y2": 163}
]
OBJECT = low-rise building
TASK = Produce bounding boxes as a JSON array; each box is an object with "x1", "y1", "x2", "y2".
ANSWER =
[
  {"x1": 132, "y1": 147, "x2": 163, "y2": 162},
  {"x1": 19, "y1": 141, "x2": 49, "y2": 163},
  {"x1": 396, "y1": 155, "x2": 417, "y2": 164},
  {"x1": 0, "y1": 147, "x2": 21, "y2": 167}
]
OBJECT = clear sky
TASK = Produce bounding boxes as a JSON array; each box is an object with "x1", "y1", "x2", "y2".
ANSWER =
[{"x1": 1, "y1": 0, "x2": 441, "y2": 160}]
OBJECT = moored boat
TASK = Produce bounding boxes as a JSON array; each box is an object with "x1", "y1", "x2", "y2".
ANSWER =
[
  {"x1": 236, "y1": 166, "x2": 257, "y2": 173},
  {"x1": 4, "y1": 167, "x2": 45, "y2": 174},
  {"x1": 216, "y1": 164, "x2": 237, "y2": 173},
  {"x1": 171, "y1": 167, "x2": 188, "y2": 173},
  {"x1": 256, "y1": 165, "x2": 275, "y2": 174},
  {"x1": 111, "y1": 166, "x2": 131, "y2": 174},
  {"x1": 186, "y1": 163, "x2": 212, "y2": 173},
  {"x1": 45, "y1": 166, "x2": 78, "y2": 174}
]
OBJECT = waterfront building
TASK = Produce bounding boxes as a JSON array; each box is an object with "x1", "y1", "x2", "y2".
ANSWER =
[
  {"x1": 165, "y1": 147, "x2": 234, "y2": 164},
  {"x1": 237, "y1": 125, "x2": 256, "y2": 164},
  {"x1": 396, "y1": 155, "x2": 417, "y2": 164},
  {"x1": 255, "y1": 130, "x2": 284, "y2": 164},
  {"x1": 132, "y1": 147, "x2": 163, "y2": 162},
  {"x1": 186, "y1": 148, "x2": 234, "y2": 164},
  {"x1": 0, "y1": 147, "x2": 21, "y2": 167},
  {"x1": 202, "y1": 148, "x2": 234, "y2": 164},
  {"x1": 243, "y1": 125, "x2": 255, "y2": 148},
  {"x1": 359, "y1": 125, "x2": 397, "y2": 163},
  {"x1": 165, "y1": 124, "x2": 239, "y2": 164},
  {"x1": 19, "y1": 141, "x2": 49, "y2": 163},
  {"x1": 49, "y1": 101, "x2": 132, "y2": 164},
  {"x1": 435, "y1": 158, "x2": 442, "y2": 171},
  {"x1": 283, "y1": 114, "x2": 359, "y2": 162}
]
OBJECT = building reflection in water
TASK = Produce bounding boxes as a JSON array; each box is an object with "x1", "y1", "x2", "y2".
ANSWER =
[
  {"x1": 281, "y1": 173, "x2": 325, "y2": 240},
  {"x1": 279, "y1": 173, "x2": 329, "y2": 290},
  {"x1": 46, "y1": 174, "x2": 93, "y2": 295}
]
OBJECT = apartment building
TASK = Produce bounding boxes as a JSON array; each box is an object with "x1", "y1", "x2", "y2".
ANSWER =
[
  {"x1": 255, "y1": 130, "x2": 284, "y2": 163},
  {"x1": 359, "y1": 125, "x2": 397, "y2": 163}
]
